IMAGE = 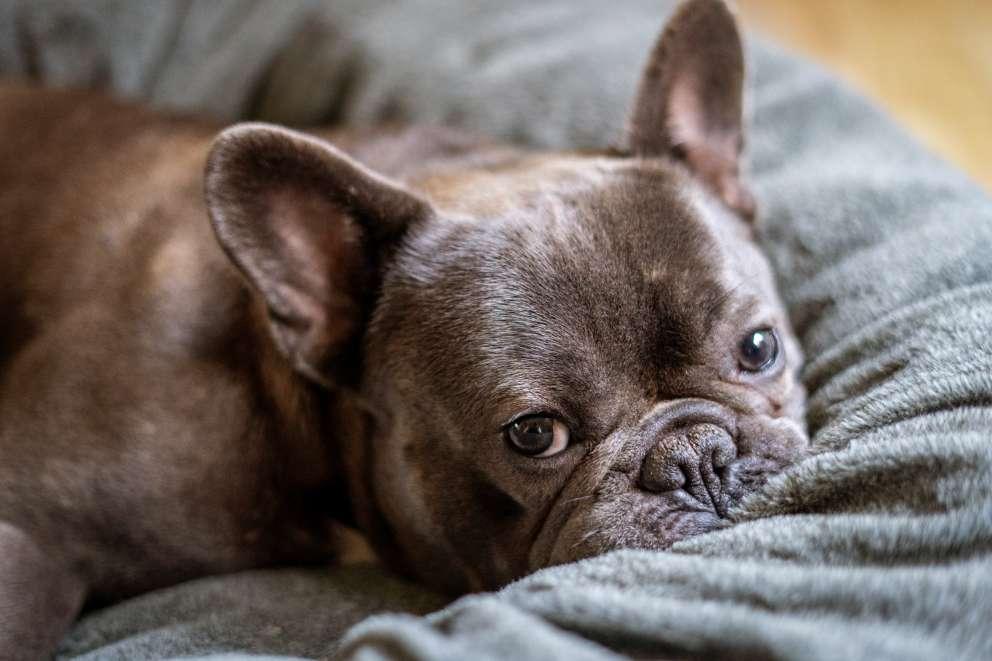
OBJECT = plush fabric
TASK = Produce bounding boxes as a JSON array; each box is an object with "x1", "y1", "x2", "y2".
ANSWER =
[
  {"x1": 57, "y1": 566, "x2": 445, "y2": 660},
  {"x1": 2, "y1": 1, "x2": 990, "y2": 660}
]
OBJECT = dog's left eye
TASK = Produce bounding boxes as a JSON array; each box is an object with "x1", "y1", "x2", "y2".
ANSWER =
[
  {"x1": 505, "y1": 415, "x2": 570, "y2": 458},
  {"x1": 738, "y1": 328, "x2": 780, "y2": 372}
]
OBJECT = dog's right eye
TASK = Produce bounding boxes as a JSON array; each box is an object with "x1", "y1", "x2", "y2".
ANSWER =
[{"x1": 505, "y1": 415, "x2": 570, "y2": 458}]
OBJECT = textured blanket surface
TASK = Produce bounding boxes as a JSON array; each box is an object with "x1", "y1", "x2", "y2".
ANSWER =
[{"x1": 2, "y1": 1, "x2": 990, "y2": 660}]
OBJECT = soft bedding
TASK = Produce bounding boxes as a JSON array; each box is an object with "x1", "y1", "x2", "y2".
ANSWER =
[{"x1": 1, "y1": 1, "x2": 990, "y2": 659}]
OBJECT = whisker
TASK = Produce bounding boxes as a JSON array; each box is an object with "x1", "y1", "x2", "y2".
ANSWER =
[
  {"x1": 560, "y1": 494, "x2": 596, "y2": 506},
  {"x1": 570, "y1": 526, "x2": 605, "y2": 551}
]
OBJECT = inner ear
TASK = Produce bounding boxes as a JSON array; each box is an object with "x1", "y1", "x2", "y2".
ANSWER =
[
  {"x1": 627, "y1": 0, "x2": 755, "y2": 219},
  {"x1": 205, "y1": 123, "x2": 433, "y2": 386}
]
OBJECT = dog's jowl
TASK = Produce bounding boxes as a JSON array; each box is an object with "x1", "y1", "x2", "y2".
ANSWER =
[{"x1": 0, "y1": 0, "x2": 805, "y2": 656}]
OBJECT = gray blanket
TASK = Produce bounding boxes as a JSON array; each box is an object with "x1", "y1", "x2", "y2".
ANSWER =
[{"x1": 3, "y1": 1, "x2": 990, "y2": 659}]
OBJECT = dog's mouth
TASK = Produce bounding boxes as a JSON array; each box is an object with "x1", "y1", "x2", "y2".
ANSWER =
[{"x1": 538, "y1": 471, "x2": 730, "y2": 568}]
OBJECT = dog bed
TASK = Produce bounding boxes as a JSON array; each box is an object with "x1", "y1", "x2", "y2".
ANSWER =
[{"x1": 2, "y1": 1, "x2": 990, "y2": 659}]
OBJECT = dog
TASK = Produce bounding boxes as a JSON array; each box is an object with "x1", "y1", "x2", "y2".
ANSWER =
[{"x1": 0, "y1": 0, "x2": 806, "y2": 657}]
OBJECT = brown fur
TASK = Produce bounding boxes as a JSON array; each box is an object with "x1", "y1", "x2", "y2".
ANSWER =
[{"x1": 0, "y1": 1, "x2": 806, "y2": 657}]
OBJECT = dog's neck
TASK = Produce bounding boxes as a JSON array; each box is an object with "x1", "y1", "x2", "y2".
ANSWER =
[{"x1": 235, "y1": 296, "x2": 355, "y2": 528}]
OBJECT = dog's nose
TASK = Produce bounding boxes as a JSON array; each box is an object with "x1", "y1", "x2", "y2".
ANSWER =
[{"x1": 639, "y1": 418, "x2": 737, "y2": 517}]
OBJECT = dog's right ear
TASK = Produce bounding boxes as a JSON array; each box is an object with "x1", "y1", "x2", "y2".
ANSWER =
[
  {"x1": 205, "y1": 123, "x2": 432, "y2": 387},
  {"x1": 627, "y1": 0, "x2": 754, "y2": 219}
]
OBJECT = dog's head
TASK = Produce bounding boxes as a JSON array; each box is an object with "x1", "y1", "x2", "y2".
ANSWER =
[{"x1": 206, "y1": 0, "x2": 806, "y2": 593}]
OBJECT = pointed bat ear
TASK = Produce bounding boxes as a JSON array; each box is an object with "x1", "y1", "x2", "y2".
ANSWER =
[
  {"x1": 627, "y1": 0, "x2": 755, "y2": 220},
  {"x1": 205, "y1": 123, "x2": 433, "y2": 386}
]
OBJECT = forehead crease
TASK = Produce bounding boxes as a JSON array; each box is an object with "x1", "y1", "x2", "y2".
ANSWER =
[
  {"x1": 459, "y1": 214, "x2": 631, "y2": 408},
  {"x1": 584, "y1": 172, "x2": 733, "y2": 316},
  {"x1": 471, "y1": 168, "x2": 738, "y2": 359}
]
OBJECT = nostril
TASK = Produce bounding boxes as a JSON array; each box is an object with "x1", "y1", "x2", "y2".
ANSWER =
[
  {"x1": 640, "y1": 450, "x2": 690, "y2": 492},
  {"x1": 695, "y1": 428, "x2": 737, "y2": 517},
  {"x1": 662, "y1": 463, "x2": 688, "y2": 492},
  {"x1": 711, "y1": 437, "x2": 737, "y2": 469}
]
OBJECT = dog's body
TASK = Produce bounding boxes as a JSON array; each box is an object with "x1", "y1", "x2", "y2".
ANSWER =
[
  {"x1": 0, "y1": 86, "x2": 502, "y2": 655},
  {"x1": 0, "y1": 1, "x2": 807, "y2": 657}
]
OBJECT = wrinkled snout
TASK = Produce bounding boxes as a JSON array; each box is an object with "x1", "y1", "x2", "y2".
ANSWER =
[
  {"x1": 638, "y1": 400, "x2": 740, "y2": 517},
  {"x1": 534, "y1": 397, "x2": 807, "y2": 570}
]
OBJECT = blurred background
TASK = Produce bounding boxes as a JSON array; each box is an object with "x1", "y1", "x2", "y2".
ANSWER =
[
  {"x1": 1, "y1": 0, "x2": 989, "y2": 191},
  {"x1": 738, "y1": 0, "x2": 992, "y2": 191}
]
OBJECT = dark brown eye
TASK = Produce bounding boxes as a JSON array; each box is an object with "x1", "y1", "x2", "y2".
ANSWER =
[
  {"x1": 506, "y1": 415, "x2": 570, "y2": 457},
  {"x1": 739, "y1": 328, "x2": 779, "y2": 372}
]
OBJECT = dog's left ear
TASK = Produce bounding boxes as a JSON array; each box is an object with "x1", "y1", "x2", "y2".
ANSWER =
[{"x1": 627, "y1": 0, "x2": 754, "y2": 219}]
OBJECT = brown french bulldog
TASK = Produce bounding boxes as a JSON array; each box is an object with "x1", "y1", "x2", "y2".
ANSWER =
[{"x1": 0, "y1": 0, "x2": 806, "y2": 657}]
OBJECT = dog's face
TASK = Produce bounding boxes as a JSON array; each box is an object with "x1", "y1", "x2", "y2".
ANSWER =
[
  {"x1": 362, "y1": 153, "x2": 805, "y2": 590},
  {"x1": 206, "y1": 0, "x2": 806, "y2": 593}
]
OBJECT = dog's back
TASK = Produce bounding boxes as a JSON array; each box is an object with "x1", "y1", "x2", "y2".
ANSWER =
[
  {"x1": 0, "y1": 84, "x2": 505, "y2": 649},
  {"x1": 0, "y1": 83, "x2": 343, "y2": 605},
  {"x1": 0, "y1": 83, "x2": 222, "y2": 359}
]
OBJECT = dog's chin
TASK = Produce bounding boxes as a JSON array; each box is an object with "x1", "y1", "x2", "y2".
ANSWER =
[{"x1": 543, "y1": 488, "x2": 729, "y2": 568}]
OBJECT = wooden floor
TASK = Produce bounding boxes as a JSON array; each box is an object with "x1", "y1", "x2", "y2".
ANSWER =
[{"x1": 736, "y1": 0, "x2": 992, "y2": 191}]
